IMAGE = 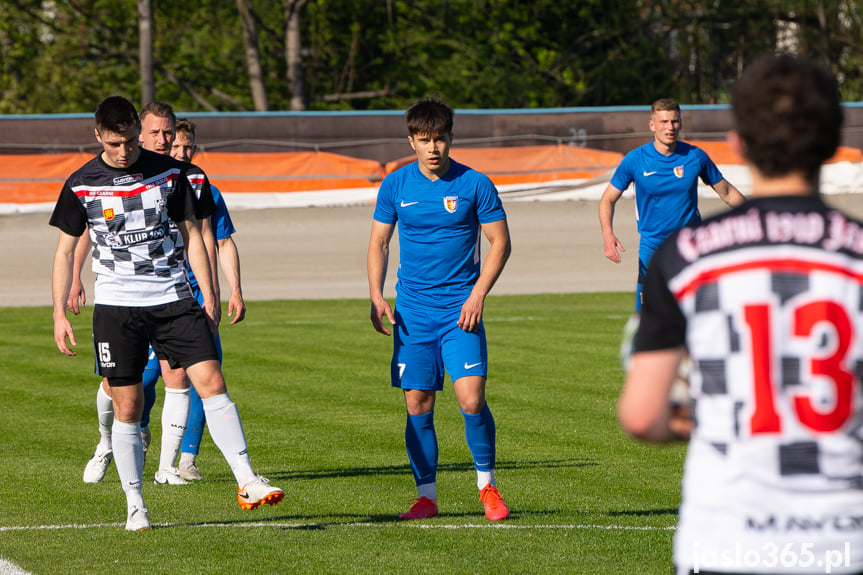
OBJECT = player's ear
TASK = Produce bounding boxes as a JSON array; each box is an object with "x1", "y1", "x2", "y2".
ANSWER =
[{"x1": 94, "y1": 128, "x2": 101, "y2": 143}]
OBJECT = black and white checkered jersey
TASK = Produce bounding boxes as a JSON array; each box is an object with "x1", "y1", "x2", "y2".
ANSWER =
[
  {"x1": 637, "y1": 195, "x2": 863, "y2": 573},
  {"x1": 50, "y1": 149, "x2": 214, "y2": 307}
]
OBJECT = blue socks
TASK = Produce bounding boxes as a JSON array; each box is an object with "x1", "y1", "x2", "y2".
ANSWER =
[
  {"x1": 141, "y1": 366, "x2": 159, "y2": 430},
  {"x1": 405, "y1": 411, "x2": 438, "y2": 487},
  {"x1": 182, "y1": 384, "x2": 205, "y2": 455},
  {"x1": 462, "y1": 404, "x2": 496, "y2": 472},
  {"x1": 406, "y1": 405, "x2": 497, "y2": 494}
]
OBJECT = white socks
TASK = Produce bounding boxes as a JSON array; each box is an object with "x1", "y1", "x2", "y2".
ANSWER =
[
  {"x1": 417, "y1": 474, "x2": 494, "y2": 500},
  {"x1": 477, "y1": 470, "x2": 495, "y2": 491},
  {"x1": 96, "y1": 385, "x2": 114, "y2": 452},
  {"x1": 112, "y1": 420, "x2": 145, "y2": 511},
  {"x1": 202, "y1": 393, "x2": 255, "y2": 487},
  {"x1": 158, "y1": 387, "x2": 190, "y2": 470},
  {"x1": 418, "y1": 483, "x2": 437, "y2": 500}
]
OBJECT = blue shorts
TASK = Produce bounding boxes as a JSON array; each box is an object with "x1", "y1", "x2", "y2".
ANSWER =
[{"x1": 391, "y1": 301, "x2": 487, "y2": 391}]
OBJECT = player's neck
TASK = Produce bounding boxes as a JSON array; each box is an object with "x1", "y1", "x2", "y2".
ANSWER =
[
  {"x1": 418, "y1": 157, "x2": 451, "y2": 181},
  {"x1": 652, "y1": 139, "x2": 677, "y2": 156},
  {"x1": 749, "y1": 169, "x2": 818, "y2": 198}
]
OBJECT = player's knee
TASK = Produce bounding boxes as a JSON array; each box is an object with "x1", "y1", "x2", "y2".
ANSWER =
[
  {"x1": 187, "y1": 364, "x2": 227, "y2": 398},
  {"x1": 458, "y1": 397, "x2": 486, "y2": 415}
]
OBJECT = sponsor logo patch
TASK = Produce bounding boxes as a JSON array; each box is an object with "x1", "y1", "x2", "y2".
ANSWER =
[{"x1": 113, "y1": 174, "x2": 143, "y2": 186}]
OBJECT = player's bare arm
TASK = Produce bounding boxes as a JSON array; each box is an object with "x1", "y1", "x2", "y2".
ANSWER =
[
  {"x1": 459, "y1": 218, "x2": 511, "y2": 333},
  {"x1": 711, "y1": 178, "x2": 746, "y2": 207},
  {"x1": 66, "y1": 232, "x2": 91, "y2": 314},
  {"x1": 177, "y1": 217, "x2": 218, "y2": 334},
  {"x1": 200, "y1": 216, "x2": 221, "y2": 326},
  {"x1": 52, "y1": 230, "x2": 80, "y2": 356},
  {"x1": 598, "y1": 183, "x2": 626, "y2": 263},
  {"x1": 618, "y1": 346, "x2": 691, "y2": 442},
  {"x1": 217, "y1": 236, "x2": 246, "y2": 324},
  {"x1": 367, "y1": 220, "x2": 396, "y2": 336}
]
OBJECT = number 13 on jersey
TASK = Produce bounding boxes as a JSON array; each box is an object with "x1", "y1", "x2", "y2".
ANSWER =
[{"x1": 745, "y1": 300, "x2": 855, "y2": 435}]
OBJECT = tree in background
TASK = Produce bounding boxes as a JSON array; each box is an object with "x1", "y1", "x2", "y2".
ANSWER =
[
  {"x1": 2, "y1": 0, "x2": 863, "y2": 113},
  {"x1": 237, "y1": 0, "x2": 268, "y2": 111},
  {"x1": 285, "y1": 0, "x2": 308, "y2": 111}
]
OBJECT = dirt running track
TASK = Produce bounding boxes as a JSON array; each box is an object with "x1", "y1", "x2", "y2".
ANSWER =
[{"x1": 4, "y1": 196, "x2": 862, "y2": 308}]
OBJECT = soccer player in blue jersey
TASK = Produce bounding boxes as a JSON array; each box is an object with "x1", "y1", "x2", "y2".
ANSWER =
[
  {"x1": 598, "y1": 98, "x2": 746, "y2": 311},
  {"x1": 368, "y1": 97, "x2": 512, "y2": 521},
  {"x1": 171, "y1": 118, "x2": 246, "y2": 481}
]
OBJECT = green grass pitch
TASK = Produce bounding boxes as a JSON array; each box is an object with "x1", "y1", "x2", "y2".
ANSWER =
[{"x1": 0, "y1": 294, "x2": 686, "y2": 574}]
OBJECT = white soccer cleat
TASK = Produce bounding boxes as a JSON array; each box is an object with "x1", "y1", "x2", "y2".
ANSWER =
[
  {"x1": 178, "y1": 460, "x2": 204, "y2": 481},
  {"x1": 237, "y1": 476, "x2": 284, "y2": 510},
  {"x1": 83, "y1": 446, "x2": 113, "y2": 484},
  {"x1": 154, "y1": 467, "x2": 189, "y2": 485},
  {"x1": 125, "y1": 506, "x2": 151, "y2": 532}
]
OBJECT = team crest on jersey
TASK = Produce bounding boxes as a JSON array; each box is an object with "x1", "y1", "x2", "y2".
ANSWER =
[
  {"x1": 105, "y1": 232, "x2": 122, "y2": 248},
  {"x1": 103, "y1": 208, "x2": 115, "y2": 221},
  {"x1": 443, "y1": 196, "x2": 458, "y2": 213},
  {"x1": 674, "y1": 165, "x2": 685, "y2": 178}
]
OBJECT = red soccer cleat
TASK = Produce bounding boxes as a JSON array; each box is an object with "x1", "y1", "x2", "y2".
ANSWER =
[
  {"x1": 399, "y1": 497, "x2": 439, "y2": 520},
  {"x1": 479, "y1": 485, "x2": 510, "y2": 521}
]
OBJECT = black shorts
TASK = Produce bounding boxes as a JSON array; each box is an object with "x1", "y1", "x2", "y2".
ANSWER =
[{"x1": 92, "y1": 299, "x2": 219, "y2": 383}]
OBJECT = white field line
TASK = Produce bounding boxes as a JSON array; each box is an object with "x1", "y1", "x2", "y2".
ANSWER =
[
  {"x1": 241, "y1": 316, "x2": 552, "y2": 327},
  {"x1": 0, "y1": 520, "x2": 674, "y2": 532},
  {"x1": 0, "y1": 521, "x2": 672, "y2": 572},
  {"x1": 0, "y1": 557, "x2": 31, "y2": 575}
]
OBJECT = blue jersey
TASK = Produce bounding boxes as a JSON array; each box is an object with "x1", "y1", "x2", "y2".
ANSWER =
[
  {"x1": 188, "y1": 184, "x2": 236, "y2": 294},
  {"x1": 373, "y1": 159, "x2": 506, "y2": 308},
  {"x1": 610, "y1": 141, "x2": 723, "y2": 252}
]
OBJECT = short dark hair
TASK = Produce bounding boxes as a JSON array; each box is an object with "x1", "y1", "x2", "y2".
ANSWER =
[
  {"x1": 175, "y1": 118, "x2": 197, "y2": 141},
  {"x1": 94, "y1": 96, "x2": 140, "y2": 135},
  {"x1": 406, "y1": 98, "x2": 453, "y2": 137},
  {"x1": 651, "y1": 98, "x2": 680, "y2": 115},
  {"x1": 731, "y1": 55, "x2": 842, "y2": 182},
  {"x1": 139, "y1": 100, "x2": 176, "y2": 128}
]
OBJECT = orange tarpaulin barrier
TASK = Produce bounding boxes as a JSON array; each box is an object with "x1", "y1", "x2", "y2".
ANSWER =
[
  {"x1": 385, "y1": 144, "x2": 623, "y2": 185},
  {"x1": 193, "y1": 151, "x2": 385, "y2": 194},
  {"x1": 0, "y1": 153, "x2": 95, "y2": 203},
  {"x1": 4, "y1": 143, "x2": 862, "y2": 205},
  {"x1": 688, "y1": 140, "x2": 863, "y2": 165},
  {"x1": 0, "y1": 150, "x2": 386, "y2": 204}
]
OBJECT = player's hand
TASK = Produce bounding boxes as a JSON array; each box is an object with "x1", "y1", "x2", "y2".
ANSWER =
[
  {"x1": 212, "y1": 301, "x2": 222, "y2": 328},
  {"x1": 201, "y1": 299, "x2": 219, "y2": 334},
  {"x1": 66, "y1": 279, "x2": 86, "y2": 315},
  {"x1": 458, "y1": 293, "x2": 484, "y2": 332},
  {"x1": 603, "y1": 235, "x2": 625, "y2": 263},
  {"x1": 227, "y1": 292, "x2": 246, "y2": 325},
  {"x1": 668, "y1": 367, "x2": 693, "y2": 440},
  {"x1": 670, "y1": 400, "x2": 694, "y2": 440},
  {"x1": 54, "y1": 316, "x2": 77, "y2": 356},
  {"x1": 370, "y1": 298, "x2": 395, "y2": 336}
]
